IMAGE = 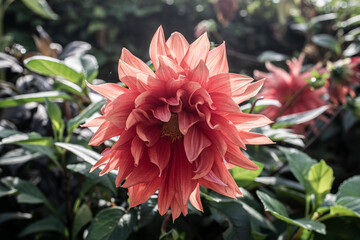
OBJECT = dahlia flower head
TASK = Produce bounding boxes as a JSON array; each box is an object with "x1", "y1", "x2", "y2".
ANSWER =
[
  {"x1": 84, "y1": 26, "x2": 273, "y2": 220},
  {"x1": 329, "y1": 57, "x2": 360, "y2": 104},
  {"x1": 254, "y1": 54, "x2": 328, "y2": 132}
]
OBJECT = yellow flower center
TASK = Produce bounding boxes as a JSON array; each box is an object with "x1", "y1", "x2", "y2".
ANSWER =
[{"x1": 161, "y1": 113, "x2": 183, "y2": 141}]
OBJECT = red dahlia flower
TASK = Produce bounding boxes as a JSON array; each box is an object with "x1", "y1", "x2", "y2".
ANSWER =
[
  {"x1": 84, "y1": 26, "x2": 273, "y2": 220},
  {"x1": 254, "y1": 54, "x2": 328, "y2": 131}
]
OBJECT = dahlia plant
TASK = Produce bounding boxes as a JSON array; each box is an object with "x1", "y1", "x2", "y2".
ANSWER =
[{"x1": 84, "y1": 26, "x2": 273, "y2": 220}]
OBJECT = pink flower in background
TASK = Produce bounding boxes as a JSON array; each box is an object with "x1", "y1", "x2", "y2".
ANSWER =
[
  {"x1": 84, "y1": 26, "x2": 273, "y2": 220},
  {"x1": 329, "y1": 57, "x2": 360, "y2": 104},
  {"x1": 254, "y1": 54, "x2": 328, "y2": 132}
]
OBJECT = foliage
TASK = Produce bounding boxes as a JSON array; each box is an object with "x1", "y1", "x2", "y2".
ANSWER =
[{"x1": 1, "y1": 0, "x2": 360, "y2": 239}]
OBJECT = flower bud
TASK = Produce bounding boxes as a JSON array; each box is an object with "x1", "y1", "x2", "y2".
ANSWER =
[{"x1": 306, "y1": 70, "x2": 328, "y2": 89}]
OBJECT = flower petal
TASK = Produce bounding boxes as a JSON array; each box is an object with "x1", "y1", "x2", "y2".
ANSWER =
[
  {"x1": 232, "y1": 79, "x2": 264, "y2": 104},
  {"x1": 166, "y1": 32, "x2": 189, "y2": 64},
  {"x1": 153, "y1": 104, "x2": 171, "y2": 122},
  {"x1": 178, "y1": 111, "x2": 200, "y2": 135},
  {"x1": 128, "y1": 177, "x2": 161, "y2": 208},
  {"x1": 181, "y1": 33, "x2": 210, "y2": 71},
  {"x1": 156, "y1": 55, "x2": 185, "y2": 81},
  {"x1": 184, "y1": 126, "x2": 211, "y2": 162},
  {"x1": 120, "y1": 48, "x2": 155, "y2": 77},
  {"x1": 206, "y1": 43, "x2": 229, "y2": 76},
  {"x1": 86, "y1": 82, "x2": 129, "y2": 101},
  {"x1": 89, "y1": 121, "x2": 123, "y2": 146},
  {"x1": 207, "y1": 73, "x2": 253, "y2": 95},
  {"x1": 136, "y1": 122, "x2": 161, "y2": 147},
  {"x1": 225, "y1": 143, "x2": 258, "y2": 170},
  {"x1": 188, "y1": 60, "x2": 209, "y2": 87},
  {"x1": 115, "y1": 150, "x2": 135, "y2": 187},
  {"x1": 81, "y1": 116, "x2": 105, "y2": 127},
  {"x1": 131, "y1": 136, "x2": 145, "y2": 166},
  {"x1": 148, "y1": 138, "x2": 171, "y2": 175},
  {"x1": 122, "y1": 158, "x2": 159, "y2": 188},
  {"x1": 149, "y1": 26, "x2": 174, "y2": 70},
  {"x1": 210, "y1": 92, "x2": 241, "y2": 113},
  {"x1": 189, "y1": 184, "x2": 203, "y2": 212},
  {"x1": 227, "y1": 112, "x2": 273, "y2": 130},
  {"x1": 239, "y1": 131, "x2": 274, "y2": 145}
]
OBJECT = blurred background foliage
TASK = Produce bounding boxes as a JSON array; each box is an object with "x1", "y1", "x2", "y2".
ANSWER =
[{"x1": 1, "y1": 0, "x2": 360, "y2": 239}]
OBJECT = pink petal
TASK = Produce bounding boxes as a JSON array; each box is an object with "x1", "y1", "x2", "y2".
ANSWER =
[
  {"x1": 189, "y1": 184, "x2": 203, "y2": 212},
  {"x1": 128, "y1": 177, "x2": 161, "y2": 207},
  {"x1": 115, "y1": 150, "x2": 135, "y2": 187},
  {"x1": 148, "y1": 138, "x2": 171, "y2": 175},
  {"x1": 203, "y1": 170, "x2": 227, "y2": 186},
  {"x1": 226, "y1": 112, "x2": 273, "y2": 130},
  {"x1": 188, "y1": 60, "x2": 209, "y2": 87},
  {"x1": 136, "y1": 73, "x2": 164, "y2": 92},
  {"x1": 181, "y1": 33, "x2": 210, "y2": 71},
  {"x1": 122, "y1": 158, "x2": 159, "y2": 188},
  {"x1": 193, "y1": 148, "x2": 215, "y2": 179},
  {"x1": 207, "y1": 73, "x2": 253, "y2": 95},
  {"x1": 239, "y1": 131, "x2": 274, "y2": 145},
  {"x1": 81, "y1": 116, "x2": 105, "y2": 127},
  {"x1": 136, "y1": 122, "x2": 161, "y2": 147},
  {"x1": 89, "y1": 121, "x2": 123, "y2": 146},
  {"x1": 112, "y1": 127, "x2": 136, "y2": 150},
  {"x1": 104, "y1": 92, "x2": 138, "y2": 129},
  {"x1": 153, "y1": 104, "x2": 171, "y2": 122},
  {"x1": 86, "y1": 82, "x2": 129, "y2": 101},
  {"x1": 156, "y1": 55, "x2": 185, "y2": 81},
  {"x1": 149, "y1": 26, "x2": 174, "y2": 70},
  {"x1": 210, "y1": 92, "x2": 241, "y2": 113},
  {"x1": 118, "y1": 60, "x2": 142, "y2": 90},
  {"x1": 89, "y1": 153, "x2": 111, "y2": 172},
  {"x1": 131, "y1": 136, "x2": 145, "y2": 166},
  {"x1": 125, "y1": 108, "x2": 149, "y2": 130},
  {"x1": 184, "y1": 126, "x2": 211, "y2": 162},
  {"x1": 166, "y1": 32, "x2": 189, "y2": 64},
  {"x1": 120, "y1": 48, "x2": 155, "y2": 77},
  {"x1": 206, "y1": 43, "x2": 229, "y2": 76},
  {"x1": 232, "y1": 79, "x2": 265, "y2": 104},
  {"x1": 178, "y1": 111, "x2": 200, "y2": 135},
  {"x1": 211, "y1": 114, "x2": 245, "y2": 148},
  {"x1": 225, "y1": 143, "x2": 258, "y2": 170}
]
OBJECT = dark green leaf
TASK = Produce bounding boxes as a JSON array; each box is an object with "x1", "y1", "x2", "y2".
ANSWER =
[
  {"x1": 24, "y1": 56, "x2": 84, "y2": 86},
  {"x1": 312, "y1": 34, "x2": 341, "y2": 54},
  {"x1": 256, "y1": 191, "x2": 326, "y2": 234},
  {"x1": 0, "y1": 91, "x2": 72, "y2": 108},
  {"x1": 307, "y1": 160, "x2": 334, "y2": 209},
  {"x1": 67, "y1": 162, "x2": 116, "y2": 194},
  {"x1": 0, "y1": 212, "x2": 32, "y2": 225},
  {"x1": 272, "y1": 105, "x2": 329, "y2": 128},
  {"x1": 279, "y1": 147, "x2": 316, "y2": 192},
  {"x1": 0, "y1": 186, "x2": 17, "y2": 198},
  {"x1": 1, "y1": 177, "x2": 49, "y2": 204},
  {"x1": 67, "y1": 99, "x2": 106, "y2": 135},
  {"x1": 335, "y1": 197, "x2": 360, "y2": 217},
  {"x1": 45, "y1": 99, "x2": 65, "y2": 141},
  {"x1": 258, "y1": 51, "x2": 288, "y2": 62},
  {"x1": 0, "y1": 148, "x2": 42, "y2": 165},
  {"x1": 86, "y1": 207, "x2": 137, "y2": 240},
  {"x1": 18, "y1": 216, "x2": 66, "y2": 237},
  {"x1": 336, "y1": 175, "x2": 360, "y2": 199},
  {"x1": 73, "y1": 204, "x2": 92, "y2": 240},
  {"x1": 80, "y1": 55, "x2": 98, "y2": 83},
  {"x1": 230, "y1": 161, "x2": 264, "y2": 187},
  {"x1": 21, "y1": 0, "x2": 58, "y2": 20},
  {"x1": 208, "y1": 201, "x2": 251, "y2": 240},
  {"x1": 329, "y1": 205, "x2": 360, "y2": 218}
]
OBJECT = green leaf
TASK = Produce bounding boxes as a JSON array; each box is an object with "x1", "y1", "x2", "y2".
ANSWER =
[
  {"x1": 336, "y1": 175, "x2": 360, "y2": 199},
  {"x1": 21, "y1": 0, "x2": 58, "y2": 20},
  {"x1": 0, "y1": 212, "x2": 32, "y2": 225},
  {"x1": 73, "y1": 204, "x2": 92, "y2": 240},
  {"x1": 0, "y1": 91, "x2": 72, "y2": 108},
  {"x1": 45, "y1": 99, "x2": 65, "y2": 142},
  {"x1": 55, "y1": 142, "x2": 102, "y2": 166},
  {"x1": 329, "y1": 205, "x2": 360, "y2": 218},
  {"x1": 80, "y1": 55, "x2": 98, "y2": 83},
  {"x1": 86, "y1": 207, "x2": 137, "y2": 240},
  {"x1": 208, "y1": 201, "x2": 251, "y2": 240},
  {"x1": 230, "y1": 161, "x2": 264, "y2": 187},
  {"x1": 1, "y1": 177, "x2": 49, "y2": 204},
  {"x1": 307, "y1": 160, "x2": 334, "y2": 209},
  {"x1": 312, "y1": 34, "x2": 341, "y2": 54},
  {"x1": 256, "y1": 191, "x2": 326, "y2": 234},
  {"x1": 0, "y1": 148, "x2": 42, "y2": 165},
  {"x1": 0, "y1": 132, "x2": 57, "y2": 163},
  {"x1": 279, "y1": 147, "x2": 316, "y2": 192},
  {"x1": 24, "y1": 56, "x2": 84, "y2": 86},
  {"x1": 67, "y1": 162, "x2": 116, "y2": 194},
  {"x1": 54, "y1": 78, "x2": 84, "y2": 96},
  {"x1": 335, "y1": 197, "x2": 360, "y2": 217},
  {"x1": 258, "y1": 51, "x2": 288, "y2": 62},
  {"x1": 67, "y1": 99, "x2": 106, "y2": 135},
  {"x1": 272, "y1": 105, "x2": 329, "y2": 128},
  {"x1": 18, "y1": 216, "x2": 66, "y2": 237},
  {"x1": 0, "y1": 186, "x2": 17, "y2": 198}
]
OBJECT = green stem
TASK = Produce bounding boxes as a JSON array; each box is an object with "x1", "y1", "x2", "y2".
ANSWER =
[{"x1": 305, "y1": 194, "x2": 311, "y2": 218}]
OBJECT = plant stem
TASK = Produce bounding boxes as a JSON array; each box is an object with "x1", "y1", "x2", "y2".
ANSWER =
[{"x1": 60, "y1": 151, "x2": 72, "y2": 240}]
